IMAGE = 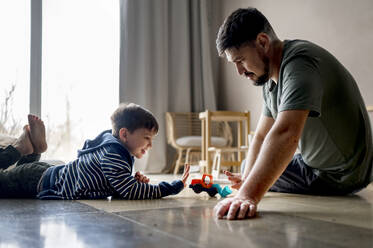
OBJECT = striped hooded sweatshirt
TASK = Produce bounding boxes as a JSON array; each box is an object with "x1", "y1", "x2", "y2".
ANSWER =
[{"x1": 37, "y1": 130, "x2": 183, "y2": 200}]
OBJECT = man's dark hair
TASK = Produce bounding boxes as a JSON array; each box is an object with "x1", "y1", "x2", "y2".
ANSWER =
[
  {"x1": 111, "y1": 103, "x2": 159, "y2": 137},
  {"x1": 216, "y1": 7, "x2": 275, "y2": 56}
]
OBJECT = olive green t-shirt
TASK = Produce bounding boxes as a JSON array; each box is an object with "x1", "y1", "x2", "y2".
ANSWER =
[{"x1": 263, "y1": 40, "x2": 373, "y2": 190}]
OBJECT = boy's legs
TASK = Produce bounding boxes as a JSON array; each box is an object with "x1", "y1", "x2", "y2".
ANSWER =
[
  {"x1": 0, "y1": 126, "x2": 34, "y2": 170},
  {"x1": 0, "y1": 146, "x2": 22, "y2": 170},
  {"x1": 0, "y1": 161, "x2": 52, "y2": 198},
  {"x1": 0, "y1": 114, "x2": 47, "y2": 170},
  {"x1": 16, "y1": 153, "x2": 41, "y2": 166},
  {"x1": 0, "y1": 145, "x2": 41, "y2": 169},
  {"x1": 16, "y1": 114, "x2": 47, "y2": 166},
  {"x1": 27, "y1": 114, "x2": 48, "y2": 154}
]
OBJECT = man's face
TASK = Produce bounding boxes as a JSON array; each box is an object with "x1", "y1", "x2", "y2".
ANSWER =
[
  {"x1": 120, "y1": 128, "x2": 156, "y2": 159},
  {"x1": 225, "y1": 43, "x2": 270, "y2": 86}
]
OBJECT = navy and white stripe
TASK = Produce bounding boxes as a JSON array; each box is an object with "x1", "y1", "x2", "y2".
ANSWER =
[{"x1": 37, "y1": 131, "x2": 183, "y2": 200}]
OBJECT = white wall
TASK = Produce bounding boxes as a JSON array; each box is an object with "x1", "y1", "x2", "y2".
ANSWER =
[{"x1": 218, "y1": 0, "x2": 373, "y2": 130}]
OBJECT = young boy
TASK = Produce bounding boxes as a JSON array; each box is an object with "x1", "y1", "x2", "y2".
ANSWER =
[{"x1": 0, "y1": 103, "x2": 190, "y2": 199}]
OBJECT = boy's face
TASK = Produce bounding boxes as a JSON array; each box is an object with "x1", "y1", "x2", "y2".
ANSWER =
[{"x1": 119, "y1": 127, "x2": 156, "y2": 159}]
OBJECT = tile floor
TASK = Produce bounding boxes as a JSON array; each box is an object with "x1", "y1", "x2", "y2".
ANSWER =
[{"x1": 0, "y1": 174, "x2": 372, "y2": 248}]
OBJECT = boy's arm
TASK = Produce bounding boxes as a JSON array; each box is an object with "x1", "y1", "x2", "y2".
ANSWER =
[{"x1": 101, "y1": 147, "x2": 184, "y2": 199}]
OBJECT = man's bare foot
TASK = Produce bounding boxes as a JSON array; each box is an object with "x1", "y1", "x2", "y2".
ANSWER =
[
  {"x1": 13, "y1": 125, "x2": 34, "y2": 156},
  {"x1": 28, "y1": 114, "x2": 48, "y2": 154}
]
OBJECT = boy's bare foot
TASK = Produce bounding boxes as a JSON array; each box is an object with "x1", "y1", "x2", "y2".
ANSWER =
[
  {"x1": 28, "y1": 114, "x2": 48, "y2": 154},
  {"x1": 13, "y1": 125, "x2": 34, "y2": 156}
]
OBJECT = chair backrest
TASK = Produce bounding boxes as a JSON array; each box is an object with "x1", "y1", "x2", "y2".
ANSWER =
[{"x1": 165, "y1": 112, "x2": 232, "y2": 149}]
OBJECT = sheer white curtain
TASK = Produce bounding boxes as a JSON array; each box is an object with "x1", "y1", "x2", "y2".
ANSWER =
[{"x1": 119, "y1": 0, "x2": 219, "y2": 172}]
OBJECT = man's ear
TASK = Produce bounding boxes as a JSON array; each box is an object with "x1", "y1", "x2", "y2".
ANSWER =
[
  {"x1": 256, "y1": 33, "x2": 270, "y2": 53},
  {"x1": 119, "y1": 128, "x2": 129, "y2": 142}
]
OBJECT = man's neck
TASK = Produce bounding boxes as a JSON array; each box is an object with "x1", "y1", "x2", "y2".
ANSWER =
[{"x1": 269, "y1": 40, "x2": 284, "y2": 83}]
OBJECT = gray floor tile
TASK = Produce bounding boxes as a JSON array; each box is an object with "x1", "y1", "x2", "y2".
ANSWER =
[
  {"x1": 0, "y1": 199, "x2": 97, "y2": 217},
  {"x1": 78, "y1": 197, "x2": 219, "y2": 213},
  {"x1": 118, "y1": 205, "x2": 373, "y2": 248},
  {"x1": 0, "y1": 200, "x2": 198, "y2": 248},
  {"x1": 1, "y1": 179, "x2": 373, "y2": 248}
]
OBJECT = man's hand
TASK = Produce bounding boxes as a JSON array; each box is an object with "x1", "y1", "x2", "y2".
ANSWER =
[
  {"x1": 134, "y1": 171, "x2": 150, "y2": 184},
  {"x1": 214, "y1": 193, "x2": 257, "y2": 220},
  {"x1": 224, "y1": 170, "x2": 243, "y2": 190},
  {"x1": 180, "y1": 164, "x2": 190, "y2": 187}
]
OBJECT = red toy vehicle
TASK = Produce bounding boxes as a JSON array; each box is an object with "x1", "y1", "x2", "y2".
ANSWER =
[
  {"x1": 190, "y1": 174, "x2": 214, "y2": 188},
  {"x1": 189, "y1": 174, "x2": 232, "y2": 197}
]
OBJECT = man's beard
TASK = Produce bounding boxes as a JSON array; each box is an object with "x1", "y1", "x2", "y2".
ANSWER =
[{"x1": 253, "y1": 55, "x2": 270, "y2": 86}]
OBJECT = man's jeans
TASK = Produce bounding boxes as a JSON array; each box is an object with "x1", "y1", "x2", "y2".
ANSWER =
[{"x1": 241, "y1": 154, "x2": 354, "y2": 195}]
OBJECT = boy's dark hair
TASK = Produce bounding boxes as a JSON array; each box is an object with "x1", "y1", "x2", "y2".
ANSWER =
[
  {"x1": 216, "y1": 7, "x2": 275, "y2": 56},
  {"x1": 111, "y1": 103, "x2": 159, "y2": 137}
]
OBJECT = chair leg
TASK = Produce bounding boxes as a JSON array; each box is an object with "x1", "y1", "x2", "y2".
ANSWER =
[
  {"x1": 212, "y1": 150, "x2": 222, "y2": 178},
  {"x1": 212, "y1": 151, "x2": 218, "y2": 178},
  {"x1": 185, "y1": 148, "x2": 192, "y2": 164},
  {"x1": 230, "y1": 152, "x2": 235, "y2": 162},
  {"x1": 174, "y1": 149, "x2": 184, "y2": 174},
  {"x1": 216, "y1": 150, "x2": 222, "y2": 178},
  {"x1": 168, "y1": 152, "x2": 178, "y2": 173}
]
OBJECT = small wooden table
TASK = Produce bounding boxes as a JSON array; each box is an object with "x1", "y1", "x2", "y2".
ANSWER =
[{"x1": 199, "y1": 110, "x2": 250, "y2": 173}]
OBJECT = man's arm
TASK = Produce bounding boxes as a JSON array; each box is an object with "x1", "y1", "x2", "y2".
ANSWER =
[
  {"x1": 214, "y1": 109, "x2": 309, "y2": 220},
  {"x1": 242, "y1": 114, "x2": 274, "y2": 181},
  {"x1": 224, "y1": 114, "x2": 274, "y2": 189},
  {"x1": 241, "y1": 109, "x2": 309, "y2": 202}
]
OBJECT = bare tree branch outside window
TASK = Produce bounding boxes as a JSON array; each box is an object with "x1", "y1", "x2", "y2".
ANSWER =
[{"x1": 0, "y1": 84, "x2": 22, "y2": 136}]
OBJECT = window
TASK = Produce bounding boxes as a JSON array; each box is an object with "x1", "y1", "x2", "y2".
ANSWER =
[
  {"x1": 42, "y1": 0, "x2": 119, "y2": 161},
  {"x1": 0, "y1": 0, "x2": 30, "y2": 136}
]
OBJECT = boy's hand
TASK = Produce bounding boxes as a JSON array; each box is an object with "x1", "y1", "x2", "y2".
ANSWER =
[
  {"x1": 223, "y1": 170, "x2": 242, "y2": 190},
  {"x1": 181, "y1": 164, "x2": 190, "y2": 187},
  {"x1": 135, "y1": 171, "x2": 150, "y2": 184}
]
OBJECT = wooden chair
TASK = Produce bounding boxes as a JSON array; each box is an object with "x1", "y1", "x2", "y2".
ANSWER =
[
  {"x1": 165, "y1": 112, "x2": 232, "y2": 174},
  {"x1": 199, "y1": 110, "x2": 251, "y2": 174},
  {"x1": 210, "y1": 132, "x2": 255, "y2": 178}
]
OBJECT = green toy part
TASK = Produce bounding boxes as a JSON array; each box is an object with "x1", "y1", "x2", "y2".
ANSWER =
[{"x1": 212, "y1": 184, "x2": 232, "y2": 197}]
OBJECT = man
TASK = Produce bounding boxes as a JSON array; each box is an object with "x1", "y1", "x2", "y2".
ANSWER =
[{"x1": 214, "y1": 7, "x2": 373, "y2": 220}]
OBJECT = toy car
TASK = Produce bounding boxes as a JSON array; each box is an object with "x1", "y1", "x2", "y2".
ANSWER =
[{"x1": 189, "y1": 174, "x2": 232, "y2": 197}]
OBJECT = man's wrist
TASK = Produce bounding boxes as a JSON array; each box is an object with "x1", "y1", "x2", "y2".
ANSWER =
[
  {"x1": 237, "y1": 179, "x2": 260, "y2": 205},
  {"x1": 241, "y1": 175, "x2": 248, "y2": 183}
]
